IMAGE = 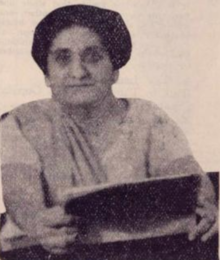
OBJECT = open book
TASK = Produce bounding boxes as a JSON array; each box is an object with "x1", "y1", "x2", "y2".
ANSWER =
[
  {"x1": 58, "y1": 174, "x2": 200, "y2": 244},
  {"x1": 2, "y1": 174, "x2": 201, "y2": 250}
]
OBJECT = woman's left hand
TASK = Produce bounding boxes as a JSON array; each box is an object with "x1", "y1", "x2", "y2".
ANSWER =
[{"x1": 188, "y1": 200, "x2": 218, "y2": 242}]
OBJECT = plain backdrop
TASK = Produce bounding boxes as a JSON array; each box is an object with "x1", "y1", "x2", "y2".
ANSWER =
[{"x1": 0, "y1": 0, "x2": 220, "y2": 211}]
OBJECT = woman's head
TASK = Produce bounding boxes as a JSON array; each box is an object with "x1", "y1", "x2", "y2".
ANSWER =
[
  {"x1": 45, "y1": 25, "x2": 120, "y2": 106},
  {"x1": 32, "y1": 5, "x2": 132, "y2": 76}
]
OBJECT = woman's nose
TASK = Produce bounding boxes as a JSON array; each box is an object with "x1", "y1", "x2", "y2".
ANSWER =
[{"x1": 68, "y1": 58, "x2": 89, "y2": 79}]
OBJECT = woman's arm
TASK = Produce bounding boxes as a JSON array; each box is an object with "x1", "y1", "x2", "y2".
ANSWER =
[
  {"x1": 1, "y1": 114, "x2": 79, "y2": 254},
  {"x1": 148, "y1": 107, "x2": 217, "y2": 240}
]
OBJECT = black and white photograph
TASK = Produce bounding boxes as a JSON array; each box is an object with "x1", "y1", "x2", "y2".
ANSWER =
[{"x1": 0, "y1": 1, "x2": 219, "y2": 259}]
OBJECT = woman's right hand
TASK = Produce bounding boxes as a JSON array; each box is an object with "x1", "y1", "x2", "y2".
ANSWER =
[{"x1": 33, "y1": 206, "x2": 79, "y2": 255}]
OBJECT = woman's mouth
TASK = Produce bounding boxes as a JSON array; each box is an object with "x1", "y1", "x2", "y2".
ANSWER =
[{"x1": 67, "y1": 84, "x2": 94, "y2": 88}]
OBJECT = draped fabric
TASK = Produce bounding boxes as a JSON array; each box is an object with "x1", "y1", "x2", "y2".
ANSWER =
[
  {"x1": 0, "y1": 98, "x2": 215, "y2": 251},
  {"x1": 2, "y1": 100, "x2": 107, "y2": 205}
]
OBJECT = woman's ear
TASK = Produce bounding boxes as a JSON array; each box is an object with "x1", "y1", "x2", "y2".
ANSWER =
[{"x1": 112, "y1": 70, "x2": 119, "y2": 84}]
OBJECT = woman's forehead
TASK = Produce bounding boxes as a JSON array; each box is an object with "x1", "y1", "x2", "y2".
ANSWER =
[{"x1": 50, "y1": 26, "x2": 103, "y2": 52}]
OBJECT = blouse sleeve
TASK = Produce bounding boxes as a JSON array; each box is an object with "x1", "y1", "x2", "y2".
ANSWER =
[
  {"x1": 1, "y1": 113, "x2": 46, "y2": 232},
  {"x1": 148, "y1": 107, "x2": 199, "y2": 177},
  {"x1": 148, "y1": 106, "x2": 215, "y2": 203}
]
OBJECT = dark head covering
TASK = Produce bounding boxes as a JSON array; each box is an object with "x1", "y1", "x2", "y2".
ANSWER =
[{"x1": 31, "y1": 5, "x2": 132, "y2": 75}]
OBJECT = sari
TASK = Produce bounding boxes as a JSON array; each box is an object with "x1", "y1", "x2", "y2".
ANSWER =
[{"x1": 0, "y1": 98, "x2": 215, "y2": 251}]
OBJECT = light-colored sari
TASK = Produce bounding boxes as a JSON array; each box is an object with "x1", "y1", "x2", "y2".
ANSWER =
[{"x1": 1, "y1": 98, "x2": 215, "y2": 251}]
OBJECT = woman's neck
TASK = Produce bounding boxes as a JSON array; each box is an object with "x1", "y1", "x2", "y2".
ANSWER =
[{"x1": 60, "y1": 92, "x2": 127, "y2": 129}]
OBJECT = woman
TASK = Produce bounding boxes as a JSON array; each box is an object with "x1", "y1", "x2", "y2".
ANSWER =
[{"x1": 1, "y1": 4, "x2": 217, "y2": 257}]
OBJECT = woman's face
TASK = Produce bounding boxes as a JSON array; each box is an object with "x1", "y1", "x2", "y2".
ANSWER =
[{"x1": 46, "y1": 26, "x2": 119, "y2": 106}]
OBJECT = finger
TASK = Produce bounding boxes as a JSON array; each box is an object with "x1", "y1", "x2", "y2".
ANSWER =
[
  {"x1": 41, "y1": 233, "x2": 77, "y2": 250},
  {"x1": 188, "y1": 217, "x2": 197, "y2": 241},
  {"x1": 198, "y1": 176, "x2": 216, "y2": 203},
  {"x1": 195, "y1": 208, "x2": 215, "y2": 223},
  {"x1": 197, "y1": 193, "x2": 210, "y2": 205},
  {"x1": 35, "y1": 220, "x2": 79, "y2": 242},
  {"x1": 188, "y1": 218, "x2": 211, "y2": 241},
  {"x1": 61, "y1": 226, "x2": 78, "y2": 235},
  {"x1": 38, "y1": 225, "x2": 78, "y2": 239},
  {"x1": 195, "y1": 208, "x2": 207, "y2": 217},
  {"x1": 52, "y1": 216, "x2": 78, "y2": 228},
  {"x1": 201, "y1": 222, "x2": 218, "y2": 242},
  {"x1": 41, "y1": 207, "x2": 78, "y2": 228},
  {"x1": 197, "y1": 198, "x2": 217, "y2": 210},
  {"x1": 196, "y1": 219, "x2": 212, "y2": 235},
  {"x1": 188, "y1": 227, "x2": 196, "y2": 241},
  {"x1": 35, "y1": 226, "x2": 59, "y2": 240},
  {"x1": 45, "y1": 227, "x2": 78, "y2": 243},
  {"x1": 42, "y1": 241, "x2": 74, "y2": 255},
  {"x1": 39, "y1": 206, "x2": 68, "y2": 225}
]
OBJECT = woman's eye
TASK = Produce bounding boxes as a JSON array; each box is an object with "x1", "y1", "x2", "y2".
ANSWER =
[
  {"x1": 82, "y1": 49, "x2": 104, "y2": 64},
  {"x1": 54, "y1": 51, "x2": 71, "y2": 65}
]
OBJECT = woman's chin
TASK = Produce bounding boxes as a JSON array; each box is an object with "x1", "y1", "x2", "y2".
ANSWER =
[{"x1": 54, "y1": 95, "x2": 100, "y2": 108}]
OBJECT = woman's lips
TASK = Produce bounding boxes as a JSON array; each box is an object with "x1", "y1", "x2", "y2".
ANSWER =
[{"x1": 66, "y1": 84, "x2": 94, "y2": 88}]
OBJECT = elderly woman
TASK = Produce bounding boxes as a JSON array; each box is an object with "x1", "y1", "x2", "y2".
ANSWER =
[{"x1": 1, "y1": 4, "x2": 217, "y2": 257}]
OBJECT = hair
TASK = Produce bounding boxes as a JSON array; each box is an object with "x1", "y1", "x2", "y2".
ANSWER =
[{"x1": 31, "y1": 5, "x2": 132, "y2": 75}]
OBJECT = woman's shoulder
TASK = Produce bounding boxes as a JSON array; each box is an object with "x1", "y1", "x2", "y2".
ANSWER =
[
  {"x1": 1, "y1": 99, "x2": 57, "y2": 126},
  {"x1": 11, "y1": 99, "x2": 54, "y2": 115},
  {"x1": 125, "y1": 98, "x2": 171, "y2": 126}
]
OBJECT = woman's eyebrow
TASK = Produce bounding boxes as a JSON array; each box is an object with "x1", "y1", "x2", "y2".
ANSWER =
[
  {"x1": 49, "y1": 46, "x2": 106, "y2": 55},
  {"x1": 82, "y1": 45, "x2": 106, "y2": 53},
  {"x1": 49, "y1": 48, "x2": 71, "y2": 55}
]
